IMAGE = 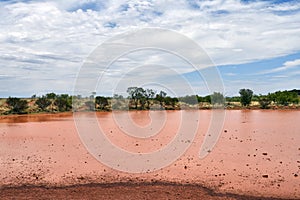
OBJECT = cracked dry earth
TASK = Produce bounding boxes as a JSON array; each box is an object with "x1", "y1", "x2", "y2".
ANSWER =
[{"x1": 0, "y1": 110, "x2": 299, "y2": 199}]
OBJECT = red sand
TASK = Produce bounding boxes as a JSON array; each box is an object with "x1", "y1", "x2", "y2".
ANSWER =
[{"x1": 0, "y1": 110, "x2": 299, "y2": 199}]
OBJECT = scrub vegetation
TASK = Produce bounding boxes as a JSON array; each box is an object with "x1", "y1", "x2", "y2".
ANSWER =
[{"x1": 0, "y1": 88, "x2": 299, "y2": 115}]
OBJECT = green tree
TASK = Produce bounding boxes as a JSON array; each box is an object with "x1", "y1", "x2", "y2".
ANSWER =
[
  {"x1": 225, "y1": 96, "x2": 241, "y2": 103},
  {"x1": 276, "y1": 91, "x2": 289, "y2": 106},
  {"x1": 45, "y1": 92, "x2": 57, "y2": 112},
  {"x1": 211, "y1": 92, "x2": 225, "y2": 105},
  {"x1": 179, "y1": 95, "x2": 198, "y2": 105},
  {"x1": 35, "y1": 95, "x2": 51, "y2": 111},
  {"x1": 156, "y1": 90, "x2": 167, "y2": 109},
  {"x1": 258, "y1": 95, "x2": 271, "y2": 109},
  {"x1": 164, "y1": 96, "x2": 178, "y2": 109},
  {"x1": 127, "y1": 87, "x2": 139, "y2": 109},
  {"x1": 46, "y1": 92, "x2": 57, "y2": 100},
  {"x1": 126, "y1": 87, "x2": 148, "y2": 109},
  {"x1": 95, "y1": 96, "x2": 109, "y2": 110},
  {"x1": 239, "y1": 89, "x2": 253, "y2": 106},
  {"x1": 144, "y1": 89, "x2": 156, "y2": 109},
  {"x1": 54, "y1": 94, "x2": 72, "y2": 112},
  {"x1": 6, "y1": 97, "x2": 28, "y2": 114},
  {"x1": 271, "y1": 90, "x2": 299, "y2": 106},
  {"x1": 197, "y1": 95, "x2": 211, "y2": 103},
  {"x1": 135, "y1": 87, "x2": 146, "y2": 110}
]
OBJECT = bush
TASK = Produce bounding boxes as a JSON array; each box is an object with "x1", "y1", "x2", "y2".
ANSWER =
[
  {"x1": 198, "y1": 95, "x2": 211, "y2": 103},
  {"x1": 211, "y1": 92, "x2": 225, "y2": 105},
  {"x1": 35, "y1": 96, "x2": 51, "y2": 111},
  {"x1": 95, "y1": 96, "x2": 109, "y2": 110},
  {"x1": 179, "y1": 95, "x2": 198, "y2": 105},
  {"x1": 165, "y1": 96, "x2": 178, "y2": 107},
  {"x1": 258, "y1": 96, "x2": 271, "y2": 109},
  {"x1": 54, "y1": 94, "x2": 72, "y2": 112},
  {"x1": 269, "y1": 90, "x2": 299, "y2": 106},
  {"x1": 6, "y1": 97, "x2": 28, "y2": 114}
]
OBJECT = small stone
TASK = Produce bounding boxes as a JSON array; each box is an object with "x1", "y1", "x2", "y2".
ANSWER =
[
  {"x1": 262, "y1": 152, "x2": 268, "y2": 156},
  {"x1": 294, "y1": 174, "x2": 298, "y2": 177},
  {"x1": 262, "y1": 174, "x2": 269, "y2": 178},
  {"x1": 184, "y1": 166, "x2": 187, "y2": 170},
  {"x1": 224, "y1": 130, "x2": 227, "y2": 133}
]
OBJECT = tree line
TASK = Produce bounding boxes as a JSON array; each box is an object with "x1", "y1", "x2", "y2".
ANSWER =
[
  {"x1": 1, "y1": 88, "x2": 299, "y2": 114},
  {"x1": 4, "y1": 93, "x2": 72, "y2": 114},
  {"x1": 229, "y1": 89, "x2": 299, "y2": 109}
]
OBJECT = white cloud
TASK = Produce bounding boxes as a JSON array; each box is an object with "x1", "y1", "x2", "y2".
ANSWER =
[
  {"x1": 259, "y1": 58, "x2": 300, "y2": 74},
  {"x1": 284, "y1": 59, "x2": 300, "y2": 68},
  {"x1": 0, "y1": 0, "x2": 300, "y2": 96}
]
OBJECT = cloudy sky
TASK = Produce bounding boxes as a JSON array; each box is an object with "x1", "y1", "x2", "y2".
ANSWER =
[{"x1": 0, "y1": 0, "x2": 299, "y2": 97}]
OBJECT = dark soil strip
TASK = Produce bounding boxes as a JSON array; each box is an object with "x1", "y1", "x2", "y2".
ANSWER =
[{"x1": 0, "y1": 182, "x2": 295, "y2": 200}]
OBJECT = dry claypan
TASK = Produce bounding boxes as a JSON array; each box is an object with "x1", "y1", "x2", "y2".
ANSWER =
[{"x1": 0, "y1": 110, "x2": 299, "y2": 199}]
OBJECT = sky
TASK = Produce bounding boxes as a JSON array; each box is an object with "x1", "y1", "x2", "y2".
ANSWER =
[{"x1": 0, "y1": 0, "x2": 299, "y2": 97}]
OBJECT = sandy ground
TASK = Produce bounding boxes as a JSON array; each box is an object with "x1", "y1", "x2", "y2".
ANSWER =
[
  {"x1": 0, "y1": 183, "x2": 287, "y2": 200},
  {"x1": 0, "y1": 110, "x2": 299, "y2": 199}
]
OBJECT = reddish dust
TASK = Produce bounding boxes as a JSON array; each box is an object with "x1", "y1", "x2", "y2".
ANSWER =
[{"x1": 0, "y1": 110, "x2": 299, "y2": 199}]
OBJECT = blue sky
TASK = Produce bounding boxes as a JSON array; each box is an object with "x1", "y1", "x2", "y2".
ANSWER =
[{"x1": 0, "y1": 0, "x2": 299, "y2": 97}]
